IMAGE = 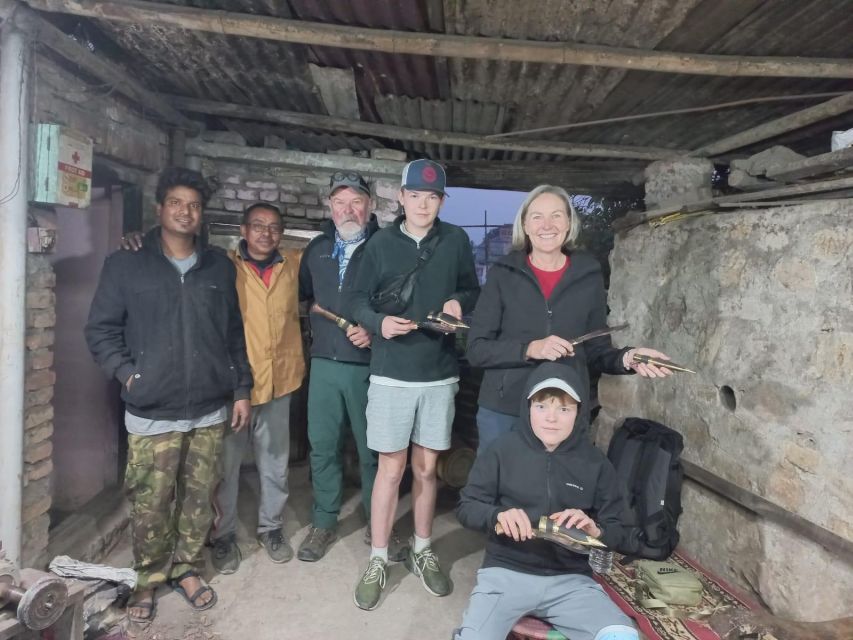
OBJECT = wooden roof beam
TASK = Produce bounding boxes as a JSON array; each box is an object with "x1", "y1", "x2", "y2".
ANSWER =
[
  {"x1": 170, "y1": 95, "x2": 682, "y2": 161},
  {"x1": 24, "y1": 0, "x2": 853, "y2": 79},
  {"x1": 691, "y1": 93, "x2": 853, "y2": 157},
  {"x1": 13, "y1": 4, "x2": 198, "y2": 133}
]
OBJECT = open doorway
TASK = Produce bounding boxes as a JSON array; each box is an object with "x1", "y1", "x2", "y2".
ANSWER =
[{"x1": 49, "y1": 186, "x2": 125, "y2": 524}]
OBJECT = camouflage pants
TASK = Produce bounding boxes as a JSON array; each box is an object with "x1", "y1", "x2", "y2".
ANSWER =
[{"x1": 125, "y1": 424, "x2": 224, "y2": 591}]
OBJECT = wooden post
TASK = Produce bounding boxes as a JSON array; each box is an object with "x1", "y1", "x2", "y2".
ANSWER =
[
  {"x1": 692, "y1": 93, "x2": 853, "y2": 157},
  {"x1": 24, "y1": 0, "x2": 853, "y2": 79},
  {"x1": 170, "y1": 96, "x2": 683, "y2": 161}
]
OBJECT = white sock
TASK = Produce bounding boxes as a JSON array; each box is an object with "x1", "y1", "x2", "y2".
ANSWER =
[
  {"x1": 371, "y1": 546, "x2": 388, "y2": 562},
  {"x1": 413, "y1": 535, "x2": 431, "y2": 553}
]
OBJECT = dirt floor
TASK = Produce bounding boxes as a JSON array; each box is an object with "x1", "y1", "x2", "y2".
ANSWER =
[{"x1": 105, "y1": 462, "x2": 485, "y2": 640}]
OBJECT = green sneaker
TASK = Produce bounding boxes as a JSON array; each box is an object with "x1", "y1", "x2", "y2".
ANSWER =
[
  {"x1": 405, "y1": 543, "x2": 451, "y2": 597},
  {"x1": 353, "y1": 557, "x2": 387, "y2": 611},
  {"x1": 210, "y1": 534, "x2": 241, "y2": 575},
  {"x1": 258, "y1": 529, "x2": 293, "y2": 563}
]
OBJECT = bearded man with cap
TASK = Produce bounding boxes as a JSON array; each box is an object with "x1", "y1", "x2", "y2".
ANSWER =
[
  {"x1": 350, "y1": 159, "x2": 480, "y2": 610},
  {"x1": 296, "y1": 171, "x2": 406, "y2": 563}
]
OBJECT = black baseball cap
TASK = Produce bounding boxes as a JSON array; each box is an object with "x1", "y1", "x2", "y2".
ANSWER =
[
  {"x1": 329, "y1": 171, "x2": 370, "y2": 196},
  {"x1": 401, "y1": 159, "x2": 447, "y2": 196}
]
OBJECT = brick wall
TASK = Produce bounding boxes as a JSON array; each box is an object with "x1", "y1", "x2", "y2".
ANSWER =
[{"x1": 21, "y1": 254, "x2": 56, "y2": 568}]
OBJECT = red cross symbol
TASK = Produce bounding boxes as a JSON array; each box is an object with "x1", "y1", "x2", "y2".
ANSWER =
[{"x1": 72, "y1": 151, "x2": 80, "y2": 164}]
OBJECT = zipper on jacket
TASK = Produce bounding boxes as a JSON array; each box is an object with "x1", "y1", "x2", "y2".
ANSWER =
[{"x1": 545, "y1": 453, "x2": 553, "y2": 514}]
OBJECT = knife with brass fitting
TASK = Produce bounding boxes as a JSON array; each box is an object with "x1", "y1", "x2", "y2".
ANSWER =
[
  {"x1": 417, "y1": 311, "x2": 470, "y2": 334},
  {"x1": 310, "y1": 302, "x2": 356, "y2": 332},
  {"x1": 495, "y1": 516, "x2": 608, "y2": 553},
  {"x1": 632, "y1": 353, "x2": 696, "y2": 374},
  {"x1": 569, "y1": 323, "x2": 629, "y2": 346}
]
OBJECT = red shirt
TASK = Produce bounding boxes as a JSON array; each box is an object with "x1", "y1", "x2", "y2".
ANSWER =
[{"x1": 527, "y1": 255, "x2": 570, "y2": 300}]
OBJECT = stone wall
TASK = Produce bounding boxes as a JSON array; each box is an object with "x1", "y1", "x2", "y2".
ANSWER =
[
  {"x1": 33, "y1": 54, "x2": 169, "y2": 172},
  {"x1": 185, "y1": 134, "x2": 407, "y2": 238},
  {"x1": 22, "y1": 254, "x2": 57, "y2": 568},
  {"x1": 596, "y1": 200, "x2": 853, "y2": 620}
]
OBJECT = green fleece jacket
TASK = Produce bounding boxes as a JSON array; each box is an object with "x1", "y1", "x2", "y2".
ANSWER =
[{"x1": 351, "y1": 216, "x2": 480, "y2": 381}]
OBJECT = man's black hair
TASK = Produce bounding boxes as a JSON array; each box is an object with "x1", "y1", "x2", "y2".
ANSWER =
[
  {"x1": 155, "y1": 167, "x2": 213, "y2": 206},
  {"x1": 242, "y1": 202, "x2": 284, "y2": 225}
]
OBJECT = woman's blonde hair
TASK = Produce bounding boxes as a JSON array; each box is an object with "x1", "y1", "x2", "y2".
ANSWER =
[{"x1": 511, "y1": 185, "x2": 580, "y2": 252}]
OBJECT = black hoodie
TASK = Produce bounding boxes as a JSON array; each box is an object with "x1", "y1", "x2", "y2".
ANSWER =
[{"x1": 456, "y1": 361, "x2": 627, "y2": 576}]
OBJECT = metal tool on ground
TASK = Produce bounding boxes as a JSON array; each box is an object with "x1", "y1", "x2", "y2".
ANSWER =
[
  {"x1": 632, "y1": 353, "x2": 696, "y2": 374},
  {"x1": 0, "y1": 547, "x2": 68, "y2": 630},
  {"x1": 569, "y1": 323, "x2": 629, "y2": 346},
  {"x1": 417, "y1": 311, "x2": 470, "y2": 334},
  {"x1": 310, "y1": 302, "x2": 355, "y2": 332},
  {"x1": 495, "y1": 516, "x2": 609, "y2": 554}
]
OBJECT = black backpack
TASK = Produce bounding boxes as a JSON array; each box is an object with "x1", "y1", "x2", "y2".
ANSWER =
[{"x1": 607, "y1": 418, "x2": 684, "y2": 561}]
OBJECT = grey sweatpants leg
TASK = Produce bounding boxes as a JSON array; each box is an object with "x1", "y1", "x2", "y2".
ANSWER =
[
  {"x1": 214, "y1": 393, "x2": 292, "y2": 539},
  {"x1": 454, "y1": 567, "x2": 636, "y2": 640}
]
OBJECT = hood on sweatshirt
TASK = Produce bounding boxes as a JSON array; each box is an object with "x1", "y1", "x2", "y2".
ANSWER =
[{"x1": 517, "y1": 361, "x2": 590, "y2": 454}]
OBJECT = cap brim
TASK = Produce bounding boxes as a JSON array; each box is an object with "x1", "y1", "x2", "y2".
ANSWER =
[{"x1": 527, "y1": 378, "x2": 581, "y2": 403}]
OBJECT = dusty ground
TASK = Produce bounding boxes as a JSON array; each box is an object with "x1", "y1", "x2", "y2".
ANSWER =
[{"x1": 106, "y1": 462, "x2": 485, "y2": 640}]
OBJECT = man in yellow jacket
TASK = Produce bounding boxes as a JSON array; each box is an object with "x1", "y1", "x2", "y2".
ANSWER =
[{"x1": 211, "y1": 202, "x2": 305, "y2": 572}]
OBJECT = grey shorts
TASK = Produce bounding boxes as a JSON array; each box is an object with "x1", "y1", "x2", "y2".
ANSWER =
[{"x1": 366, "y1": 382, "x2": 458, "y2": 453}]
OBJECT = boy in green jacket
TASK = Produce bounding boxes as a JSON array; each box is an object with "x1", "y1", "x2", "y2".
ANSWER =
[{"x1": 351, "y1": 159, "x2": 480, "y2": 610}]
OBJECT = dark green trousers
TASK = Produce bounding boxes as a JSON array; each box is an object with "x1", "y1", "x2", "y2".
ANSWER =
[{"x1": 307, "y1": 357, "x2": 377, "y2": 529}]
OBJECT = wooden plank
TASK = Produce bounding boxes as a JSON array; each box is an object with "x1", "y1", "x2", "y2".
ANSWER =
[
  {"x1": 24, "y1": 0, "x2": 853, "y2": 79},
  {"x1": 170, "y1": 95, "x2": 682, "y2": 161},
  {"x1": 13, "y1": 6, "x2": 198, "y2": 133},
  {"x1": 715, "y1": 176, "x2": 853, "y2": 203},
  {"x1": 682, "y1": 460, "x2": 853, "y2": 559},
  {"x1": 186, "y1": 140, "x2": 406, "y2": 177},
  {"x1": 766, "y1": 147, "x2": 853, "y2": 182},
  {"x1": 691, "y1": 93, "x2": 853, "y2": 157}
]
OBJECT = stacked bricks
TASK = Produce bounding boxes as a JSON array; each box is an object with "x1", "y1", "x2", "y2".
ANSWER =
[
  {"x1": 22, "y1": 254, "x2": 56, "y2": 568},
  {"x1": 201, "y1": 144, "x2": 407, "y2": 231}
]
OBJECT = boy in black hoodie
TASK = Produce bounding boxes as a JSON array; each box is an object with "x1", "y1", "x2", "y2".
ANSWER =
[{"x1": 454, "y1": 361, "x2": 637, "y2": 640}]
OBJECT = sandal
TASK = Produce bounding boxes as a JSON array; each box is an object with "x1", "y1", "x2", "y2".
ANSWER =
[
  {"x1": 127, "y1": 592, "x2": 156, "y2": 624},
  {"x1": 170, "y1": 570, "x2": 218, "y2": 612}
]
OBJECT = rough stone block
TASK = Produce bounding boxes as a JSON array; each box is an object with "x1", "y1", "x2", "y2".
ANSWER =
[
  {"x1": 374, "y1": 178, "x2": 400, "y2": 201},
  {"x1": 237, "y1": 189, "x2": 258, "y2": 201},
  {"x1": 784, "y1": 442, "x2": 821, "y2": 473},
  {"x1": 644, "y1": 157, "x2": 714, "y2": 209},
  {"x1": 26, "y1": 386, "x2": 54, "y2": 409},
  {"x1": 280, "y1": 193, "x2": 299, "y2": 204},
  {"x1": 263, "y1": 134, "x2": 287, "y2": 149},
  {"x1": 259, "y1": 190, "x2": 279, "y2": 202},
  {"x1": 22, "y1": 494, "x2": 51, "y2": 525},
  {"x1": 306, "y1": 207, "x2": 326, "y2": 220},
  {"x1": 288, "y1": 206, "x2": 306, "y2": 218},
  {"x1": 28, "y1": 271, "x2": 56, "y2": 289},
  {"x1": 27, "y1": 348, "x2": 54, "y2": 371},
  {"x1": 220, "y1": 188, "x2": 236, "y2": 199},
  {"x1": 328, "y1": 148, "x2": 354, "y2": 156},
  {"x1": 25, "y1": 404, "x2": 53, "y2": 430},
  {"x1": 26, "y1": 329, "x2": 54, "y2": 351},
  {"x1": 27, "y1": 458, "x2": 53, "y2": 483},
  {"x1": 27, "y1": 308, "x2": 56, "y2": 329},
  {"x1": 371, "y1": 148, "x2": 407, "y2": 161},
  {"x1": 300, "y1": 194, "x2": 319, "y2": 206},
  {"x1": 24, "y1": 440, "x2": 52, "y2": 465},
  {"x1": 222, "y1": 174, "x2": 243, "y2": 185},
  {"x1": 246, "y1": 181, "x2": 278, "y2": 190},
  {"x1": 199, "y1": 130, "x2": 246, "y2": 146},
  {"x1": 305, "y1": 176, "x2": 330, "y2": 186},
  {"x1": 26, "y1": 368, "x2": 56, "y2": 392},
  {"x1": 223, "y1": 199, "x2": 245, "y2": 212},
  {"x1": 744, "y1": 145, "x2": 806, "y2": 176},
  {"x1": 26, "y1": 290, "x2": 55, "y2": 309},
  {"x1": 26, "y1": 421, "x2": 53, "y2": 447},
  {"x1": 206, "y1": 197, "x2": 224, "y2": 210}
]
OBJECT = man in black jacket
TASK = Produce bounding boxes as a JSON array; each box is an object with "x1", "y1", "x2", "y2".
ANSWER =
[
  {"x1": 297, "y1": 172, "x2": 404, "y2": 563},
  {"x1": 454, "y1": 361, "x2": 637, "y2": 640},
  {"x1": 85, "y1": 167, "x2": 252, "y2": 623}
]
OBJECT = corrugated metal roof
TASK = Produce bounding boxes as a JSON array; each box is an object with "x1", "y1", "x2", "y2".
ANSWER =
[{"x1": 66, "y1": 0, "x2": 853, "y2": 189}]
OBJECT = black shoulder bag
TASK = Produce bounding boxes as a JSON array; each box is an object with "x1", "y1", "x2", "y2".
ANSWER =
[{"x1": 369, "y1": 232, "x2": 441, "y2": 315}]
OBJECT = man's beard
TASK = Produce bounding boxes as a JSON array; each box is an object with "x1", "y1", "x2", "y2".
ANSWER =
[{"x1": 336, "y1": 220, "x2": 365, "y2": 240}]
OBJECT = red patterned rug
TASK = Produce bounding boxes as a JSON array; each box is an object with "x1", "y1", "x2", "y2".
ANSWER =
[{"x1": 594, "y1": 551, "x2": 760, "y2": 640}]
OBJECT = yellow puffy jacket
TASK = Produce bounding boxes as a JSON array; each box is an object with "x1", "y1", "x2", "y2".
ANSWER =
[{"x1": 231, "y1": 248, "x2": 305, "y2": 406}]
